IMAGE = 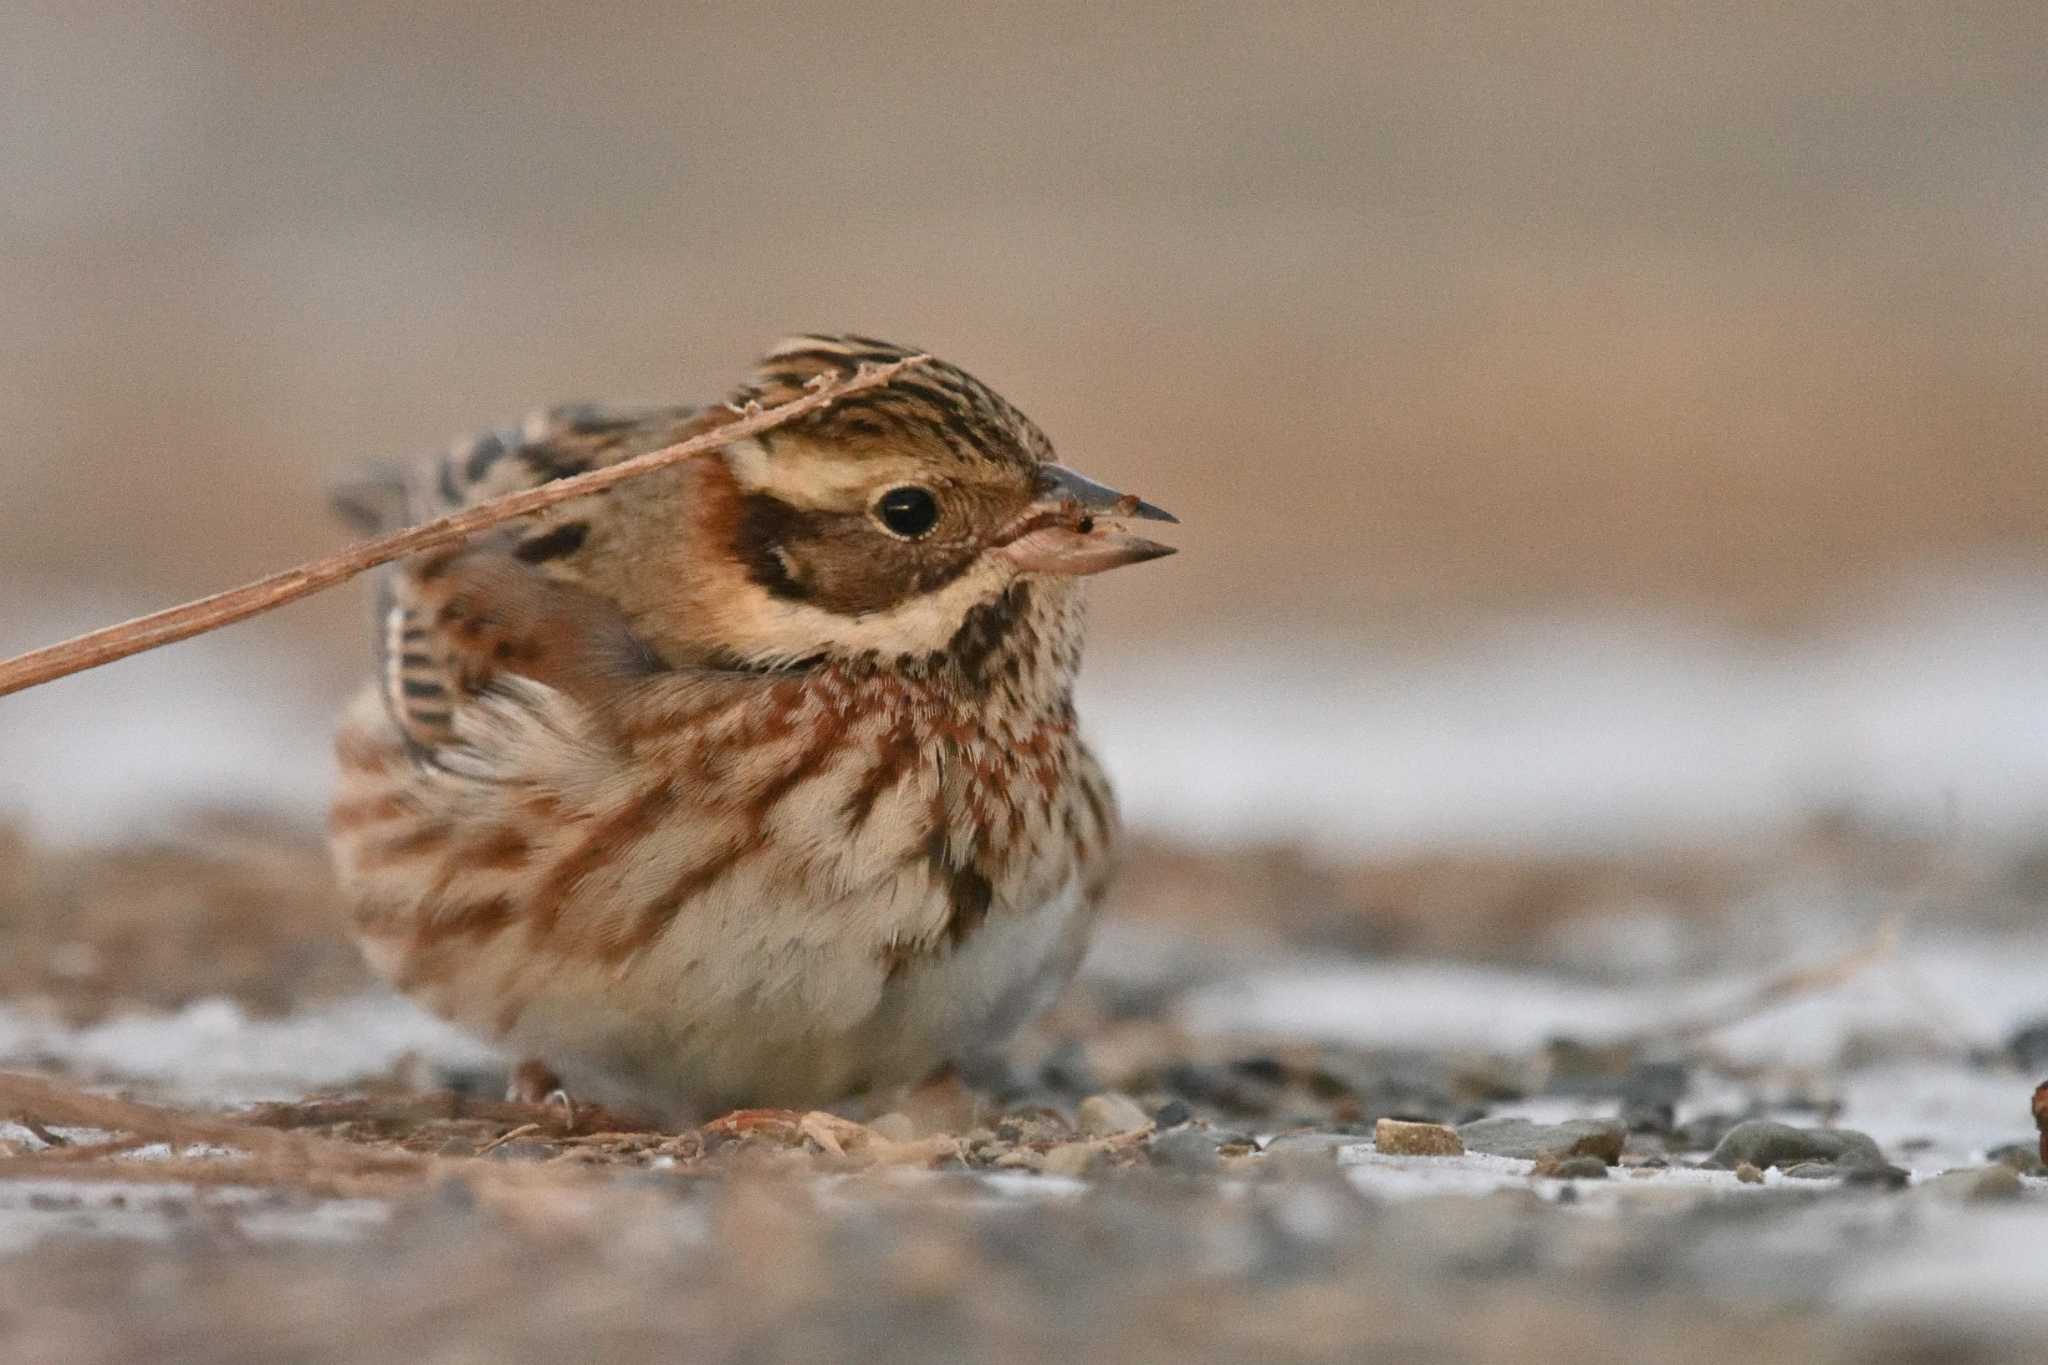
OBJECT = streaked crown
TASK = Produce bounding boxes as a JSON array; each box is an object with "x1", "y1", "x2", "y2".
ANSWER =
[{"x1": 734, "y1": 335, "x2": 1057, "y2": 472}]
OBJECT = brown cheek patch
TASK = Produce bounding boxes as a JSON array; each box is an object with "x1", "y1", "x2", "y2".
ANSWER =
[
  {"x1": 733, "y1": 491, "x2": 818, "y2": 601},
  {"x1": 732, "y1": 490, "x2": 985, "y2": 618}
]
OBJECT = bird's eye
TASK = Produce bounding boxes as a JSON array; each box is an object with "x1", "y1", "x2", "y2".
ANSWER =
[{"x1": 874, "y1": 485, "x2": 940, "y2": 539}]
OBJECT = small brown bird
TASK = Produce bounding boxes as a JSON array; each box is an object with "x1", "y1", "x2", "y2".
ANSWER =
[{"x1": 328, "y1": 336, "x2": 1175, "y2": 1116}]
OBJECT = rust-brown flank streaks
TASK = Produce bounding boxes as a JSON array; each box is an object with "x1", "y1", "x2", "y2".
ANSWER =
[
  {"x1": 411, "y1": 893, "x2": 518, "y2": 951},
  {"x1": 523, "y1": 780, "x2": 680, "y2": 942},
  {"x1": 602, "y1": 829, "x2": 767, "y2": 965},
  {"x1": 328, "y1": 793, "x2": 407, "y2": 831},
  {"x1": 599, "y1": 708, "x2": 847, "y2": 963},
  {"x1": 747, "y1": 707, "x2": 848, "y2": 813},
  {"x1": 358, "y1": 821, "x2": 452, "y2": 868},
  {"x1": 841, "y1": 723, "x2": 920, "y2": 832},
  {"x1": 461, "y1": 825, "x2": 533, "y2": 871}
]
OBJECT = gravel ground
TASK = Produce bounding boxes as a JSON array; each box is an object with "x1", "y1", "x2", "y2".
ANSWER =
[{"x1": 1, "y1": 819, "x2": 2045, "y2": 1363}]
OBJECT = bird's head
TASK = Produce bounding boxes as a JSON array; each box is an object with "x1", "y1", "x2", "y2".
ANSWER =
[{"x1": 680, "y1": 336, "x2": 1176, "y2": 671}]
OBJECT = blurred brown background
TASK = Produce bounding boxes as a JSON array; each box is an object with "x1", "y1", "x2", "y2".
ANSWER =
[{"x1": 5, "y1": 3, "x2": 2045, "y2": 672}]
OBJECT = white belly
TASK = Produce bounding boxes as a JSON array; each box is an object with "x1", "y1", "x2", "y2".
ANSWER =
[{"x1": 489, "y1": 874, "x2": 1093, "y2": 1117}]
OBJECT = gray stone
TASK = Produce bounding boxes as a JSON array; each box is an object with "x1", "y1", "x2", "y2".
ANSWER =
[
  {"x1": 1706, "y1": 1120, "x2": 1886, "y2": 1172},
  {"x1": 1781, "y1": 1162, "x2": 1842, "y2": 1180},
  {"x1": 1457, "y1": 1116, "x2": 1626, "y2": 1164}
]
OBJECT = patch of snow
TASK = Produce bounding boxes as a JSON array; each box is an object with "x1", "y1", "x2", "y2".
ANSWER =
[
  {"x1": 0, "y1": 995, "x2": 499, "y2": 1103},
  {"x1": 1179, "y1": 934, "x2": 2048, "y2": 1069},
  {"x1": 1086, "y1": 569, "x2": 2048, "y2": 854}
]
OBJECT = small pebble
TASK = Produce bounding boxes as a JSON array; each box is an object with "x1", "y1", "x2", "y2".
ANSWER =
[
  {"x1": 1735, "y1": 1162, "x2": 1765, "y2": 1184},
  {"x1": 1151, "y1": 1099, "x2": 1193, "y2": 1129},
  {"x1": 1531, "y1": 1155, "x2": 1608, "y2": 1180},
  {"x1": 1373, "y1": 1118, "x2": 1464, "y2": 1157},
  {"x1": 1077, "y1": 1093, "x2": 1151, "y2": 1137}
]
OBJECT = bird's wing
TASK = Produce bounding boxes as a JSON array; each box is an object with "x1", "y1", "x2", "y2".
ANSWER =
[
  {"x1": 372, "y1": 548, "x2": 665, "y2": 754},
  {"x1": 336, "y1": 402, "x2": 708, "y2": 533},
  {"x1": 335, "y1": 403, "x2": 704, "y2": 755}
]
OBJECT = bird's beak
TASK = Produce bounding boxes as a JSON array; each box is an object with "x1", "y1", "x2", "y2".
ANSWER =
[{"x1": 995, "y1": 464, "x2": 1179, "y2": 577}]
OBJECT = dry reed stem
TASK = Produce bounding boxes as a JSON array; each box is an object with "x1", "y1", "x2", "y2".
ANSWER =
[
  {"x1": 0, "y1": 1070, "x2": 428, "y2": 1179},
  {"x1": 236, "y1": 1093, "x2": 658, "y2": 1134},
  {"x1": 0, "y1": 355, "x2": 928, "y2": 699},
  {"x1": 0, "y1": 1070, "x2": 955, "y2": 1204},
  {"x1": 0, "y1": 1070, "x2": 665, "y2": 1201}
]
